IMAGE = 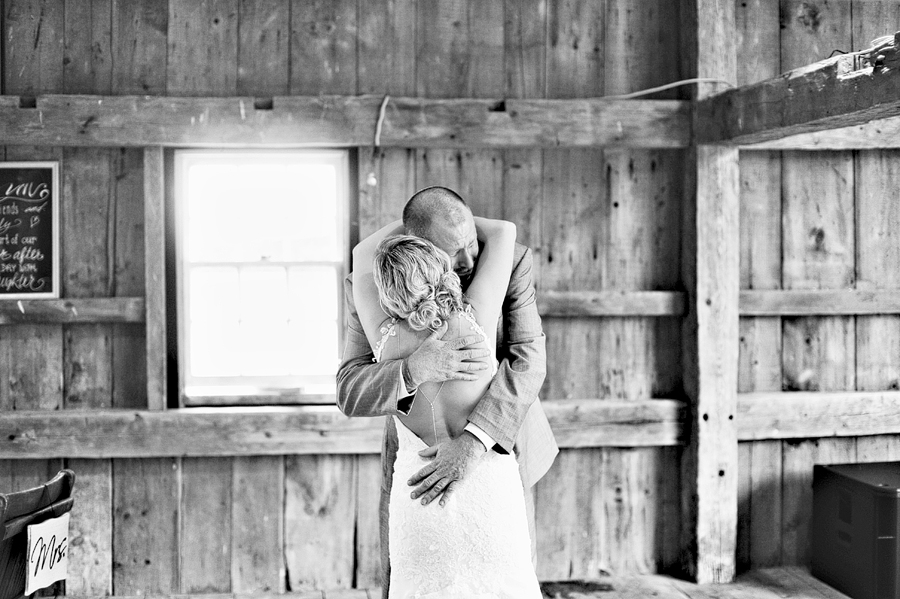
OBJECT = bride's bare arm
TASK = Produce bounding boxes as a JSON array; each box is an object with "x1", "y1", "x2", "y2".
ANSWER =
[
  {"x1": 465, "y1": 217, "x2": 516, "y2": 330},
  {"x1": 352, "y1": 219, "x2": 404, "y2": 349}
]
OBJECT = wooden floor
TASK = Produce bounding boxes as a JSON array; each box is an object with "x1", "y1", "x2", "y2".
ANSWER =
[
  {"x1": 262, "y1": 567, "x2": 849, "y2": 599},
  {"x1": 64, "y1": 569, "x2": 847, "y2": 599}
]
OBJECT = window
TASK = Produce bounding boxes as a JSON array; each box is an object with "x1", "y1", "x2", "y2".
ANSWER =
[{"x1": 174, "y1": 150, "x2": 349, "y2": 406}]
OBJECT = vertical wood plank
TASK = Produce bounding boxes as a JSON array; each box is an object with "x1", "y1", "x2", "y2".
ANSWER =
[
  {"x1": 736, "y1": 0, "x2": 783, "y2": 574},
  {"x1": 285, "y1": 455, "x2": 358, "y2": 590},
  {"x1": 167, "y1": 0, "x2": 239, "y2": 96},
  {"x1": 355, "y1": 454, "x2": 383, "y2": 588},
  {"x1": 502, "y1": 150, "x2": 542, "y2": 267},
  {"x1": 231, "y1": 456, "x2": 285, "y2": 592},
  {"x1": 111, "y1": 0, "x2": 169, "y2": 95},
  {"x1": 781, "y1": 438, "x2": 856, "y2": 566},
  {"x1": 144, "y1": 147, "x2": 166, "y2": 410},
  {"x1": 62, "y1": 0, "x2": 113, "y2": 93},
  {"x1": 533, "y1": 449, "x2": 604, "y2": 579},
  {"x1": 3, "y1": 0, "x2": 65, "y2": 94},
  {"x1": 66, "y1": 459, "x2": 113, "y2": 595},
  {"x1": 357, "y1": 148, "x2": 416, "y2": 239},
  {"x1": 680, "y1": 0, "x2": 739, "y2": 583},
  {"x1": 290, "y1": 0, "x2": 358, "y2": 95},
  {"x1": 181, "y1": 457, "x2": 232, "y2": 592},
  {"x1": 545, "y1": 0, "x2": 605, "y2": 98},
  {"x1": 748, "y1": 440, "x2": 783, "y2": 568},
  {"x1": 237, "y1": 0, "x2": 290, "y2": 96},
  {"x1": 62, "y1": 148, "x2": 114, "y2": 410},
  {"x1": 504, "y1": 0, "x2": 545, "y2": 100},
  {"x1": 113, "y1": 458, "x2": 180, "y2": 593},
  {"x1": 851, "y1": 3, "x2": 900, "y2": 466},
  {"x1": 112, "y1": 148, "x2": 148, "y2": 409},
  {"x1": 0, "y1": 322, "x2": 63, "y2": 410},
  {"x1": 736, "y1": 442, "x2": 752, "y2": 571},
  {"x1": 539, "y1": 0, "x2": 609, "y2": 575},
  {"x1": 356, "y1": 0, "x2": 417, "y2": 246},
  {"x1": 682, "y1": 144, "x2": 740, "y2": 583},
  {"x1": 357, "y1": 0, "x2": 416, "y2": 95},
  {"x1": 735, "y1": 0, "x2": 783, "y2": 573},
  {"x1": 778, "y1": 5, "x2": 855, "y2": 566}
]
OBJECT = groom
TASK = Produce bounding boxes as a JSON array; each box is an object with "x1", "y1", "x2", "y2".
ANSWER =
[{"x1": 336, "y1": 185, "x2": 558, "y2": 595}]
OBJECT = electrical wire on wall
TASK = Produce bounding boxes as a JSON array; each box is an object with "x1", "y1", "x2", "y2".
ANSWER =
[{"x1": 365, "y1": 95, "x2": 391, "y2": 188}]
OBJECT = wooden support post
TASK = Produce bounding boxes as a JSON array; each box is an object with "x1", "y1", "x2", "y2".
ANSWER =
[
  {"x1": 144, "y1": 147, "x2": 166, "y2": 410},
  {"x1": 680, "y1": 0, "x2": 740, "y2": 584}
]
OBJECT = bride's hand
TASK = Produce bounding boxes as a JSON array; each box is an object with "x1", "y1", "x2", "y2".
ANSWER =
[{"x1": 408, "y1": 432, "x2": 487, "y2": 507}]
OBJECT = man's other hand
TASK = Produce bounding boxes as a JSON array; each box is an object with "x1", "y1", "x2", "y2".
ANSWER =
[
  {"x1": 404, "y1": 322, "x2": 490, "y2": 386},
  {"x1": 408, "y1": 432, "x2": 487, "y2": 507}
]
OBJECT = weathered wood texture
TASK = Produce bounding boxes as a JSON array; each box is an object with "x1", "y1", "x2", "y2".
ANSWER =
[
  {"x1": 0, "y1": 94, "x2": 691, "y2": 149},
  {"x1": 57, "y1": 566, "x2": 854, "y2": 599},
  {"x1": 143, "y1": 147, "x2": 166, "y2": 411},
  {"x1": 680, "y1": 0, "x2": 740, "y2": 583},
  {"x1": 0, "y1": 0, "x2": 806, "y2": 591},
  {"x1": 9, "y1": 289, "x2": 900, "y2": 326},
  {"x1": 698, "y1": 32, "x2": 900, "y2": 146},
  {"x1": 734, "y1": 0, "x2": 900, "y2": 576},
  {"x1": 734, "y1": 0, "x2": 783, "y2": 575},
  {"x1": 0, "y1": 399, "x2": 686, "y2": 459}
]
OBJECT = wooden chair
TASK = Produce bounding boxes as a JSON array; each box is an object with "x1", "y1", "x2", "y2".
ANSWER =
[{"x1": 0, "y1": 470, "x2": 75, "y2": 599}]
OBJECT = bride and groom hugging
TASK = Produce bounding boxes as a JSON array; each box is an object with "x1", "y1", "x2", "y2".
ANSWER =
[{"x1": 337, "y1": 185, "x2": 559, "y2": 598}]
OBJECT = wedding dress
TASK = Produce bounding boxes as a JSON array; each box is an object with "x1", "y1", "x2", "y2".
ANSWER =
[{"x1": 375, "y1": 310, "x2": 542, "y2": 599}]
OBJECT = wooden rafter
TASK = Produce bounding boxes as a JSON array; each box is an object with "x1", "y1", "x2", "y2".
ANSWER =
[
  {"x1": 0, "y1": 94, "x2": 690, "y2": 149},
  {"x1": 698, "y1": 31, "x2": 900, "y2": 147}
]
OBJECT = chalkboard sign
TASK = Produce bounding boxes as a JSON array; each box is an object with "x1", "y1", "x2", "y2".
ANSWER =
[{"x1": 0, "y1": 162, "x2": 60, "y2": 299}]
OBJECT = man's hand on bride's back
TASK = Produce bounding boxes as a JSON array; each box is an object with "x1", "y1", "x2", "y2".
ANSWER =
[
  {"x1": 408, "y1": 432, "x2": 486, "y2": 507},
  {"x1": 403, "y1": 322, "x2": 490, "y2": 386}
]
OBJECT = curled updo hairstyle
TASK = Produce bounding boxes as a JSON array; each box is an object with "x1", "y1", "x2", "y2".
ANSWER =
[{"x1": 373, "y1": 235, "x2": 464, "y2": 331}]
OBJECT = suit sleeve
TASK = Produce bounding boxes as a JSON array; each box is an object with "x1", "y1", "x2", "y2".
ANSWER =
[
  {"x1": 466, "y1": 246, "x2": 546, "y2": 454},
  {"x1": 336, "y1": 277, "x2": 415, "y2": 418}
]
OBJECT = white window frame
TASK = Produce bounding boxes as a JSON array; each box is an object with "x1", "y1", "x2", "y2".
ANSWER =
[{"x1": 174, "y1": 149, "x2": 349, "y2": 406}]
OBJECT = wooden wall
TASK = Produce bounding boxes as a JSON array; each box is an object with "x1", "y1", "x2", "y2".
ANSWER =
[
  {"x1": 6, "y1": 0, "x2": 897, "y2": 594},
  {"x1": 0, "y1": 0, "x2": 689, "y2": 593},
  {"x1": 736, "y1": 0, "x2": 900, "y2": 573}
]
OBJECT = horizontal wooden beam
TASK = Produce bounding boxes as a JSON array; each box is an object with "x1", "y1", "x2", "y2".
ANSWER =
[
  {"x1": 0, "y1": 399, "x2": 686, "y2": 458},
  {"x1": 698, "y1": 32, "x2": 900, "y2": 146},
  {"x1": 8, "y1": 390, "x2": 900, "y2": 456},
  {"x1": 737, "y1": 391, "x2": 900, "y2": 441},
  {"x1": 5, "y1": 290, "x2": 899, "y2": 324},
  {"x1": 738, "y1": 113, "x2": 900, "y2": 150},
  {"x1": 0, "y1": 297, "x2": 144, "y2": 324},
  {"x1": 739, "y1": 289, "x2": 900, "y2": 315},
  {"x1": 538, "y1": 290, "x2": 686, "y2": 317},
  {"x1": 0, "y1": 94, "x2": 691, "y2": 149}
]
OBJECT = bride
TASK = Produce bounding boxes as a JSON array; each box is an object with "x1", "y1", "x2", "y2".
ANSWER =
[{"x1": 352, "y1": 216, "x2": 542, "y2": 598}]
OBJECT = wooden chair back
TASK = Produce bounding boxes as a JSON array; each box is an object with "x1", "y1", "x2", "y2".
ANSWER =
[{"x1": 0, "y1": 470, "x2": 75, "y2": 599}]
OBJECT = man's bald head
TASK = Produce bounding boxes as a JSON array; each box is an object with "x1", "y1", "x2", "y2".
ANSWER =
[
  {"x1": 402, "y1": 186, "x2": 479, "y2": 287},
  {"x1": 403, "y1": 186, "x2": 470, "y2": 238}
]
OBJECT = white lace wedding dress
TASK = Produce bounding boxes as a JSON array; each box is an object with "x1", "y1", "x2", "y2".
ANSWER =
[{"x1": 375, "y1": 311, "x2": 542, "y2": 599}]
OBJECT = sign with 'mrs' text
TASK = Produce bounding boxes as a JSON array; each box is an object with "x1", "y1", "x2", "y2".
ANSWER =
[
  {"x1": 25, "y1": 512, "x2": 69, "y2": 594},
  {"x1": 0, "y1": 162, "x2": 60, "y2": 299}
]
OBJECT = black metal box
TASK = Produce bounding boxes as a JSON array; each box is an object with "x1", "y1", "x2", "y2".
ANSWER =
[{"x1": 812, "y1": 462, "x2": 900, "y2": 599}]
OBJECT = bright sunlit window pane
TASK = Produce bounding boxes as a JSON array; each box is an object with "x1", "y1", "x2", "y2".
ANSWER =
[{"x1": 177, "y1": 150, "x2": 347, "y2": 404}]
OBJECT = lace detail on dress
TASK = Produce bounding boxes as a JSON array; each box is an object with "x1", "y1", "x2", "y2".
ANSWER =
[
  {"x1": 389, "y1": 417, "x2": 540, "y2": 599},
  {"x1": 372, "y1": 318, "x2": 397, "y2": 363}
]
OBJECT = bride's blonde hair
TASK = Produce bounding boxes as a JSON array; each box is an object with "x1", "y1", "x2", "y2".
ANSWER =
[{"x1": 373, "y1": 235, "x2": 464, "y2": 331}]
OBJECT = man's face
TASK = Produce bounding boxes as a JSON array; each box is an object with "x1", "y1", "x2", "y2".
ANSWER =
[{"x1": 423, "y1": 211, "x2": 480, "y2": 287}]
